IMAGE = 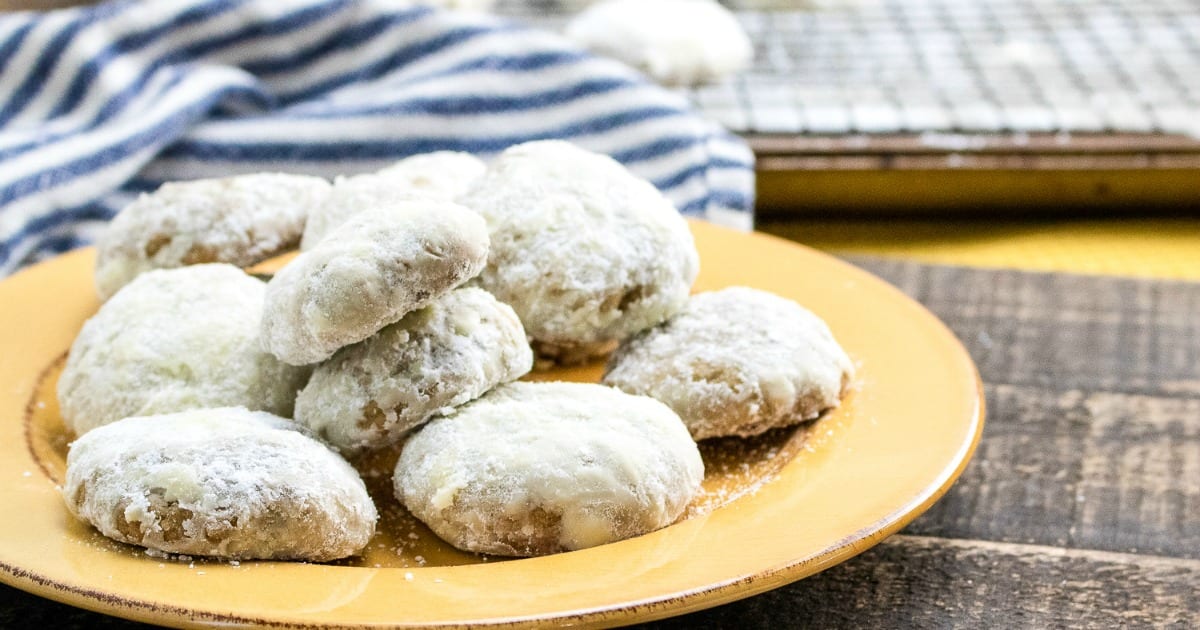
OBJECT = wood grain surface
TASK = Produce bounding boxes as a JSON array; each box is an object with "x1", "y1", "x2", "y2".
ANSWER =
[{"x1": 2, "y1": 257, "x2": 1197, "y2": 628}]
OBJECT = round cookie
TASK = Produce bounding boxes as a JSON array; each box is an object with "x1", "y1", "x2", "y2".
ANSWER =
[
  {"x1": 261, "y1": 200, "x2": 489, "y2": 366},
  {"x1": 459, "y1": 140, "x2": 699, "y2": 365},
  {"x1": 301, "y1": 152, "x2": 485, "y2": 250},
  {"x1": 394, "y1": 382, "x2": 704, "y2": 557},
  {"x1": 64, "y1": 407, "x2": 377, "y2": 561},
  {"x1": 94, "y1": 173, "x2": 331, "y2": 300},
  {"x1": 373, "y1": 151, "x2": 486, "y2": 197},
  {"x1": 295, "y1": 287, "x2": 533, "y2": 453},
  {"x1": 59, "y1": 264, "x2": 311, "y2": 437},
  {"x1": 603, "y1": 286, "x2": 854, "y2": 440},
  {"x1": 565, "y1": 0, "x2": 753, "y2": 86}
]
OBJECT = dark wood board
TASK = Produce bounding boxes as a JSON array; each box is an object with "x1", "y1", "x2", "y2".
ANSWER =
[
  {"x1": 3, "y1": 256, "x2": 1198, "y2": 628},
  {"x1": 751, "y1": 134, "x2": 1200, "y2": 215},
  {"x1": 648, "y1": 535, "x2": 1200, "y2": 629}
]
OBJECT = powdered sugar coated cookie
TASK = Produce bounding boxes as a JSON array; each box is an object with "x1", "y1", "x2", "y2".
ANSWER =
[
  {"x1": 94, "y1": 173, "x2": 330, "y2": 300},
  {"x1": 603, "y1": 287, "x2": 854, "y2": 439},
  {"x1": 261, "y1": 200, "x2": 489, "y2": 365},
  {"x1": 566, "y1": 0, "x2": 753, "y2": 86},
  {"x1": 460, "y1": 140, "x2": 698, "y2": 365},
  {"x1": 301, "y1": 152, "x2": 485, "y2": 250},
  {"x1": 394, "y1": 381, "x2": 704, "y2": 556},
  {"x1": 64, "y1": 407, "x2": 376, "y2": 561},
  {"x1": 295, "y1": 287, "x2": 532, "y2": 453},
  {"x1": 59, "y1": 264, "x2": 310, "y2": 436}
]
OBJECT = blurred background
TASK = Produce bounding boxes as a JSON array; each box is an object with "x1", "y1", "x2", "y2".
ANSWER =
[
  {"x1": 501, "y1": 0, "x2": 1200, "y2": 277},
  {"x1": 6, "y1": 0, "x2": 1200, "y2": 276}
]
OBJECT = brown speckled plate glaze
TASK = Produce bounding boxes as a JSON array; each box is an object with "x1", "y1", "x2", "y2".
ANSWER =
[{"x1": 0, "y1": 221, "x2": 983, "y2": 628}]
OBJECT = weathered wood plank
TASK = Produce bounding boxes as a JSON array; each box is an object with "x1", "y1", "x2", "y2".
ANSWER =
[
  {"x1": 4, "y1": 535, "x2": 1197, "y2": 630},
  {"x1": 909, "y1": 385, "x2": 1200, "y2": 559},
  {"x1": 0, "y1": 583, "x2": 152, "y2": 629},
  {"x1": 1074, "y1": 393, "x2": 1200, "y2": 558},
  {"x1": 817, "y1": 258, "x2": 1200, "y2": 558},
  {"x1": 644, "y1": 535, "x2": 1200, "y2": 629},
  {"x1": 843, "y1": 256, "x2": 1200, "y2": 398}
]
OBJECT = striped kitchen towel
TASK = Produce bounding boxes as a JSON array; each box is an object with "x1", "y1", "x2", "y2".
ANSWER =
[{"x1": 0, "y1": 0, "x2": 755, "y2": 277}]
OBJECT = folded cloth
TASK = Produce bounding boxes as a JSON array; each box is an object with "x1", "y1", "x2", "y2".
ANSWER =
[{"x1": 0, "y1": 0, "x2": 755, "y2": 277}]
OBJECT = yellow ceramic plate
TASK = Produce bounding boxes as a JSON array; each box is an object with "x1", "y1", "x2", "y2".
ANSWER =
[{"x1": 0, "y1": 221, "x2": 983, "y2": 628}]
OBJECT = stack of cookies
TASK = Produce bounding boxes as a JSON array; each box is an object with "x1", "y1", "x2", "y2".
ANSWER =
[{"x1": 59, "y1": 140, "x2": 853, "y2": 562}]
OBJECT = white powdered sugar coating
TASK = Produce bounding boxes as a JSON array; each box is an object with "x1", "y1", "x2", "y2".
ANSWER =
[
  {"x1": 301, "y1": 152, "x2": 485, "y2": 250},
  {"x1": 373, "y1": 151, "x2": 486, "y2": 196},
  {"x1": 459, "y1": 140, "x2": 699, "y2": 363},
  {"x1": 603, "y1": 287, "x2": 855, "y2": 440},
  {"x1": 58, "y1": 265, "x2": 311, "y2": 437},
  {"x1": 94, "y1": 173, "x2": 331, "y2": 300},
  {"x1": 64, "y1": 408, "x2": 377, "y2": 561},
  {"x1": 394, "y1": 381, "x2": 704, "y2": 557},
  {"x1": 565, "y1": 0, "x2": 753, "y2": 86},
  {"x1": 261, "y1": 200, "x2": 489, "y2": 366},
  {"x1": 295, "y1": 287, "x2": 533, "y2": 453}
]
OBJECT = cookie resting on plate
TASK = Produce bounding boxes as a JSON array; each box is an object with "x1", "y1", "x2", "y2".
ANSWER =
[
  {"x1": 394, "y1": 381, "x2": 704, "y2": 557},
  {"x1": 460, "y1": 140, "x2": 699, "y2": 365},
  {"x1": 58, "y1": 264, "x2": 310, "y2": 437},
  {"x1": 63, "y1": 407, "x2": 377, "y2": 561},
  {"x1": 301, "y1": 152, "x2": 485, "y2": 250},
  {"x1": 94, "y1": 173, "x2": 331, "y2": 300},
  {"x1": 294, "y1": 287, "x2": 533, "y2": 453},
  {"x1": 261, "y1": 200, "x2": 489, "y2": 366},
  {"x1": 603, "y1": 286, "x2": 854, "y2": 440}
]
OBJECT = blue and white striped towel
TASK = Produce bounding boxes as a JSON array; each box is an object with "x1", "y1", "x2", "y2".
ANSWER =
[{"x1": 0, "y1": 0, "x2": 755, "y2": 277}]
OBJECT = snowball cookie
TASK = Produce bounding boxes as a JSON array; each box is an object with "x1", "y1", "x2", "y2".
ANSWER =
[
  {"x1": 59, "y1": 264, "x2": 310, "y2": 437},
  {"x1": 301, "y1": 152, "x2": 486, "y2": 250},
  {"x1": 295, "y1": 287, "x2": 533, "y2": 453},
  {"x1": 565, "y1": 0, "x2": 753, "y2": 86},
  {"x1": 395, "y1": 382, "x2": 704, "y2": 556},
  {"x1": 64, "y1": 408, "x2": 377, "y2": 561},
  {"x1": 94, "y1": 173, "x2": 331, "y2": 300},
  {"x1": 460, "y1": 140, "x2": 699, "y2": 365},
  {"x1": 261, "y1": 200, "x2": 489, "y2": 366},
  {"x1": 603, "y1": 287, "x2": 854, "y2": 440}
]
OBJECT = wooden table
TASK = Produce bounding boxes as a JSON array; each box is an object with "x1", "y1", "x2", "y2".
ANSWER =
[
  {"x1": 3, "y1": 255, "x2": 1196, "y2": 628},
  {"x1": 653, "y1": 257, "x2": 1200, "y2": 628}
]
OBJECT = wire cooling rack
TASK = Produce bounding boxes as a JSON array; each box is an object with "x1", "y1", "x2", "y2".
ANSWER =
[
  {"x1": 498, "y1": 0, "x2": 1200, "y2": 137},
  {"x1": 498, "y1": 1, "x2": 1200, "y2": 213}
]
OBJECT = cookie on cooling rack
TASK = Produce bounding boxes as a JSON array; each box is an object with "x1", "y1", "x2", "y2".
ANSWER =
[
  {"x1": 566, "y1": 0, "x2": 753, "y2": 86},
  {"x1": 58, "y1": 264, "x2": 310, "y2": 436},
  {"x1": 459, "y1": 140, "x2": 698, "y2": 366},
  {"x1": 603, "y1": 286, "x2": 854, "y2": 440},
  {"x1": 64, "y1": 407, "x2": 376, "y2": 561},
  {"x1": 294, "y1": 287, "x2": 532, "y2": 453},
  {"x1": 394, "y1": 382, "x2": 704, "y2": 557},
  {"x1": 94, "y1": 173, "x2": 331, "y2": 300}
]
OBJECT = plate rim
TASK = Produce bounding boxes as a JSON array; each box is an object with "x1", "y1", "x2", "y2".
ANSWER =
[{"x1": 0, "y1": 226, "x2": 985, "y2": 628}]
